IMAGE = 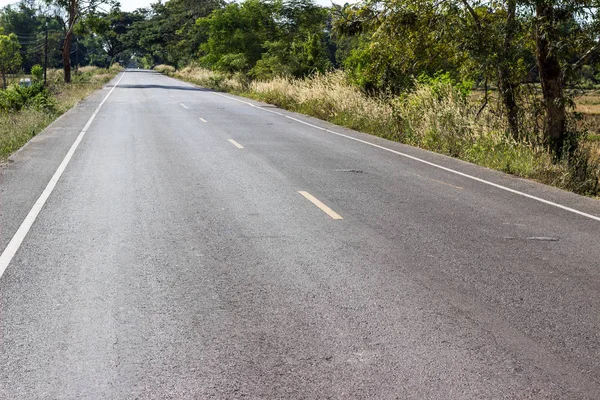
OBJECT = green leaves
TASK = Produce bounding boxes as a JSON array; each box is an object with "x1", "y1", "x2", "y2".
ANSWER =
[
  {"x1": 197, "y1": 0, "x2": 332, "y2": 79},
  {"x1": 0, "y1": 31, "x2": 21, "y2": 88},
  {"x1": 0, "y1": 83, "x2": 53, "y2": 112}
]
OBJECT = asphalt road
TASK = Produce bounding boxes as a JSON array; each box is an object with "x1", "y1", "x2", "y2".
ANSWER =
[{"x1": 1, "y1": 70, "x2": 600, "y2": 399}]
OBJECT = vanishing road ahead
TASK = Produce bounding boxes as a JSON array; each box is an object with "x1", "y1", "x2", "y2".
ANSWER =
[{"x1": 2, "y1": 70, "x2": 600, "y2": 399}]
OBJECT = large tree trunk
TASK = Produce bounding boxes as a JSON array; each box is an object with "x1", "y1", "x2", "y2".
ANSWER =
[
  {"x1": 498, "y1": 0, "x2": 519, "y2": 140},
  {"x1": 62, "y1": 0, "x2": 76, "y2": 84},
  {"x1": 535, "y1": 2, "x2": 566, "y2": 156},
  {"x1": 62, "y1": 30, "x2": 72, "y2": 83}
]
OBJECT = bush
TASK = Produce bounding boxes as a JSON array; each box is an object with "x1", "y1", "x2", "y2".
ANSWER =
[
  {"x1": 31, "y1": 65, "x2": 43, "y2": 82},
  {"x1": 0, "y1": 83, "x2": 54, "y2": 112}
]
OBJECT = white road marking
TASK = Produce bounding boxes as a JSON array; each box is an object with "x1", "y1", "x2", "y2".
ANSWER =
[
  {"x1": 199, "y1": 117, "x2": 207, "y2": 123},
  {"x1": 228, "y1": 139, "x2": 244, "y2": 149},
  {"x1": 180, "y1": 103, "x2": 189, "y2": 109},
  {"x1": 299, "y1": 191, "x2": 343, "y2": 220},
  {"x1": 206, "y1": 91, "x2": 600, "y2": 223},
  {"x1": 0, "y1": 72, "x2": 126, "y2": 280}
]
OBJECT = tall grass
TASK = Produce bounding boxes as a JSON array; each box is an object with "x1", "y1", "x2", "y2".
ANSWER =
[
  {"x1": 169, "y1": 66, "x2": 599, "y2": 197},
  {"x1": 153, "y1": 64, "x2": 176, "y2": 74},
  {"x1": 0, "y1": 110, "x2": 55, "y2": 157},
  {"x1": 0, "y1": 65, "x2": 122, "y2": 160},
  {"x1": 172, "y1": 66, "x2": 247, "y2": 92}
]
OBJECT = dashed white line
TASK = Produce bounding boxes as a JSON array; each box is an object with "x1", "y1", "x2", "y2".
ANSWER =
[
  {"x1": 199, "y1": 117, "x2": 207, "y2": 123},
  {"x1": 228, "y1": 139, "x2": 244, "y2": 149},
  {"x1": 299, "y1": 191, "x2": 343, "y2": 220},
  {"x1": 180, "y1": 103, "x2": 189, "y2": 109},
  {"x1": 0, "y1": 72, "x2": 126, "y2": 280}
]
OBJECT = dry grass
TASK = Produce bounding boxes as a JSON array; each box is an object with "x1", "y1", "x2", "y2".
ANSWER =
[
  {"x1": 173, "y1": 66, "x2": 246, "y2": 92},
  {"x1": 250, "y1": 72, "x2": 399, "y2": 137},
  {"x1": 0, "y1": 66, "x2": 121, "y2": 160},
  {"x1": 77, "y1": 66, "x2": 100, "y2": 74},
  {"x1": 154, "y1": 64, "x2": 176, "y2": 74},
  {"x1": 575, "y1": 92, "x2": 600, "y2": 114}
]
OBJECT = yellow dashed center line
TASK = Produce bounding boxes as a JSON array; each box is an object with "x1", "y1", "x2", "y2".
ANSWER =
[
  {"x1": 298, "y1": 191, "x2": 343, "y2": 220},
  {"x1": 427, "y1": 178, "x2": 464, "y2": 190}
]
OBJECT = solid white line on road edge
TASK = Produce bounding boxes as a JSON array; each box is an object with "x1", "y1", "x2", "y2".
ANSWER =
[
  {"x1": 0, "y1": 72, "x2": 126, "y2": 280},
  {"x1": 299, "y1": 191, "x2": 343, "y2": 220},
  {"x1": 207, "y1": 91, "x2": 600, "y2": 223},
  {"x1": 199, "y1": 117, "x2": 207, "y2": 123},
  {"x1": 180, "y1": 103, "x2": 189, "y2": 109},
  {"x1": 228, "y1": 139, "x2": 244, "y2": 149}
]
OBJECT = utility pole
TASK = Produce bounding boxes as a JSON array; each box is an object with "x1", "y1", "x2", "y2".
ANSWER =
[
  {"x1": 44, "y1": 20, "x2": 48, "y2": 85},
  {"x1": 75, "y1": 38, "x2": 78, "y2": 73}
]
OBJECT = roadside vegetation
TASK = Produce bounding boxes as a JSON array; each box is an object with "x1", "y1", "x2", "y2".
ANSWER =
[
  {"x1": 0, "y1": 65, "x2": 121, "y2": 160},
  {"x1": 2, "y1": 0, "x2": 600, "y2": 196}
]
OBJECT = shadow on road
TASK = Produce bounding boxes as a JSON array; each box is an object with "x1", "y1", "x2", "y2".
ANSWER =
[
  {"x1": 110, "y1": 83, "x2": 210, "y2": 91},
  {"x1": 123, "y1": 69, "x2": 157, "y2": 73}
]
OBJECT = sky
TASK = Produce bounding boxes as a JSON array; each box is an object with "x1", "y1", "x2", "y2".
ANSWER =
[{"x1": 0, "y1": 0, "x2": 347, "y2": 12}]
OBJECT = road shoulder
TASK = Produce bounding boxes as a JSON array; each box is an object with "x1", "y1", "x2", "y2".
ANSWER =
[{"x1": 0, "y1": 74, "x2": 123, "y2": 255}]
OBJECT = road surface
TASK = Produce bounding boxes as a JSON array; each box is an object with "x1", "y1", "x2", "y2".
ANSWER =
[{"x1": 1, "y1": 70, "x2": 600, "y2": 399}]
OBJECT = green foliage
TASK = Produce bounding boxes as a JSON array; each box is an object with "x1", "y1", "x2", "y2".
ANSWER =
[
  {"x1": 31, "y1": 64, "x2": 43, "y2": 81},
  {"x1": 417, "y1": 72, "x2": 473, "y2": 100},
  {"x1": 0, "y1": 30, "x2": 22, "y2": 88},
  {"x1": 197, "y1": 0, "x2": 332, "y2": 79},
  {"x1": 86, "y1": 7, "x2": 147, "y2": 67},
  {"x1": 0, "y1": 2, "x2": 41, "y2": 73},
  {"x1": 198, "y1": 0, "x2": 280, "y2": 72},
  {"x1": 125, "y1": 0, "x2": 223, "y2": 67},
  {"x1": 0, "y1": 83, "x2": 54, "y2": 112},
  {"x1": 333, "y1": 1, "x2": 469, "y2": 93}
]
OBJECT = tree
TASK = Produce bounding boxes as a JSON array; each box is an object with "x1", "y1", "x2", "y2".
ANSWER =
[
  {"x1": 126, "y1": 0, "x2": 223, "y2": 68},
  {"x1": 252, "y1": 0, "x2": 333, "y2": 79},
  {"x1": 0, "y1": 29, "x2": 22, "y2": 88},
  {"x1": 332, "y1": 1, "x2": 467, "y2": 93},
  {"x1": 198, "y1": 0, "x2": 332, "y2": 78},
  {"x1": 0, "y1": 1, "x2": 42, "y2": 73},
  {"x1": 87, "y1": 6, "x2": 145, "y2": 66},
  {"x1": 198, "y1": 0, "x2": 280, "y2": 73},
  {"x1": 516, "y1": 0, "x2": 600, "y2": 156},
  {"x1": 49, "y1": 0, "x2": 111, "y2": 83}
]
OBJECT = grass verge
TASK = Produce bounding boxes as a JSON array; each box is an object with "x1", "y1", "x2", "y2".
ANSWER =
[{"x1": 0, "y1": 65, "x2": 121, "y2": 161}]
